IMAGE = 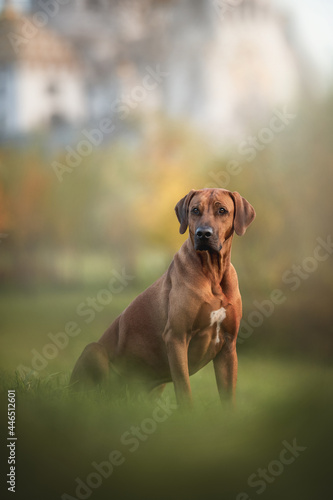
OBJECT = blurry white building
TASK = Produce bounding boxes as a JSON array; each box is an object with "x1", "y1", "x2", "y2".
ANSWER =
[
  {"x1": 0, "y1": 4, "x2": 85, "y2": 137},
  {"x1": 205, "y1": 0, "x2": 300, "y2": 138},
  {"x1": 0, "y1": 0, "x2": 304, "y2": 142}
]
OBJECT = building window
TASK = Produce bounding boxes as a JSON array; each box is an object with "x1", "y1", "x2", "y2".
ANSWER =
[
  {"x1": 0, "y1": 72, "x2": 6, "y2": 94},
  {"x1": 50, "y1": 113, "x2": 67, "y2": 127},
  {"x1": 86, "y1": 0, "x2": 104, "y2": 10},
  {"x1": 47, "y1": 82, "x2": 59, "y2": 95},
  {"x1": 0, "y1": 113, "x2": 6, "y2": 133}
]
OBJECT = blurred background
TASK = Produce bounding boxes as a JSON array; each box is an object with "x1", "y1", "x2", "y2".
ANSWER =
[{"x1": 0, "y1": 2, "x2": 333, "y2": 499}]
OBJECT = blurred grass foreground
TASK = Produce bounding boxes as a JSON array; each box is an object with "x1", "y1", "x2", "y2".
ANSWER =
[{"x1": 1, "y1": 354, "x2": 333, "y2": 500}]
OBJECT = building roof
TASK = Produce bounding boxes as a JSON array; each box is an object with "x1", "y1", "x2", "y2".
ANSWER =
[{"x1": 0, "y1": 6, "x2": 80, "y2": 68}]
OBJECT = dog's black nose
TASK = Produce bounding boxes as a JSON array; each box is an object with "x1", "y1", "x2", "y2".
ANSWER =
[{"x1": 195, "y1": 227, "x2": 213, "y2": 239}]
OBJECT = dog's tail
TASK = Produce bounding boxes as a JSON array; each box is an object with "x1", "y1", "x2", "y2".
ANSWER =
[{"x1": 69, "y1": 342, "x2": 110, "y2": 389}]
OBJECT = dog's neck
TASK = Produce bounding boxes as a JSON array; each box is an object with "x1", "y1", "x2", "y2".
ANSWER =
[{"x1": 184, "y1": 236, "x2": 233, "y2": 295}]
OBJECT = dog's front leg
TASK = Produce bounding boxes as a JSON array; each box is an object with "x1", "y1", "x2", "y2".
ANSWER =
[
  {"x1": 213, "y1": 336, "x2": 238, "y2": 406},
  {"x1": 163, "y1": 330, "x2": 192, "y2": 408}
]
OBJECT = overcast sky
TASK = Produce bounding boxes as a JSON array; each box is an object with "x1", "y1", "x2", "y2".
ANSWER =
[{"x1": 1, "y1": 0, "x2": 333, "y2": 83}]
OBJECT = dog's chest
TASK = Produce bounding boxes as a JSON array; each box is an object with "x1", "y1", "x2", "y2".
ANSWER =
[
  {"x1": 192, "y1": 300, "x2": 228, "y2": 345},
  {"x1": 209, "y1": 306, "x2": 227, "y2": 344},
  {"x1": 188, "y1": 301, "x2": 229, "y2": 373}
]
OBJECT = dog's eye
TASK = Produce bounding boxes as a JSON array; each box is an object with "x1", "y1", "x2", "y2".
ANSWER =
[
  {"x1": 218, "y1": 207, "x2": 227, "y2": 214},
  {"x1": 191, "y1": 207, "x2": 200, "y2": 215}
]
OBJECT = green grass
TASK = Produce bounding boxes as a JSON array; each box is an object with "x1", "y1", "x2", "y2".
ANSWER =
[
  {"x1": 0, "y1": 287, "x2": 138, "y2": 374},
  {"x1": 1, "y1": 289, "x2": 333, "y2": 500}
]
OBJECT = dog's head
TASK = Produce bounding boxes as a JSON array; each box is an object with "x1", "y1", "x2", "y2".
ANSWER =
[{"x1": 175, "y1": 188, "x2": 255, "y2": 253}]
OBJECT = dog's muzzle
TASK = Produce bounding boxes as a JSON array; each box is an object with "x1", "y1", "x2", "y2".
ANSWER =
[{"x1": 194, "y1": 226, "x2": 221, "y2": 252}]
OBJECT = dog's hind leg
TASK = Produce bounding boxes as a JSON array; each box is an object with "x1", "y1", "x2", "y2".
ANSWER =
[{"x1": 70, "y1": 342, "x2": 110, "y2": 389}]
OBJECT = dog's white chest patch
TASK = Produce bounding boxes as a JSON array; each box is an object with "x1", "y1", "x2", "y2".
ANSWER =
[{"x1": 210, "y1": 307, "x2": 227, "y2": 344}]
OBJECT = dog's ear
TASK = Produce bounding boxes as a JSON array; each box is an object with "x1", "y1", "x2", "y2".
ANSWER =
[
  {"x1": 231, "y1": 191, "x2": 256, "y2": 236},
  {"x1": 175, "y1": 190, "x2": 196, "y2": 234}
]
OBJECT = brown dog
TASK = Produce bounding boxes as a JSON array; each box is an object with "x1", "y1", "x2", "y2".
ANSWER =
[{"x1": 70, "y1": 188, "x2": 255, "y2": 406}]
